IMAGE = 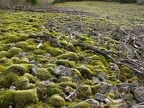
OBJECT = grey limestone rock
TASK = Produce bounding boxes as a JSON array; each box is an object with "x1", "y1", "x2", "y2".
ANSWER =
[
  {"x1": 54, "y1": 65, "x2": 72, "y2": 76},
  {"x1": 85, "y1": 99, "x2": 99, "y2": 108},
  {"x1": 94, "y1": 93, "x2": 106, "y2": 101},
  {"x1": 134, "y1": 87, "x2": 144, "y2": 102}
]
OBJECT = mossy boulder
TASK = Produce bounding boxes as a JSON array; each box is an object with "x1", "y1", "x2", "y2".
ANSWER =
[
  {"x1": 5, "y1": 35, "x2": 20, "y2": 43},
  {"x1": 90, "y1": 55, "x2": 109, "y2": 67},
  {"x1": 59, "y1": 76, "x2": 73, "y2": 82},
  {"x1": 47, "y1": 87, "x2": 63, "y2": 97},
  {"x1": 24, "y1": 73, "x2": 37, "y2": 83},
  {"x1": 6, "y1": 47, "x2": 23, "y2": 58},
  {"x1": 37, "y1": 68, "x2": 52, "y2": 80},
  {"x1": 0, "y1": 51, "x2": 7, "y2": 59},
  {"x1": 33, "y1": 49, "x2": 47, "y2": 55},
  {"x1": 56, "y1": 59, "x2": 76, "y2": 67},
  {"x1": 15, "y1": 89, "x2": 38, "y2": 107},
  {"x1": 4, "y1": 64, "x2": 28, "y2": 76},
  {"x1": 59, "y1": 82, "x2": 77, "y2": 88},
  {"x1": 15, "y1": 41, "x2": 30, "y2": 50},
  {"x1": 0, "y1": 73, "x2": 19, "y2": 88},
  {"x1": 11, "y1": 57, "x2": 29, "y2": 64},
  {"x1": 47, "y1": 47, "x2": 63, "y2": 56},
  {"x1": 70, "y1": 101, "x2": 91, "y2": 108},
  {"x1": 105, "y1": 92, "x2": 115, "y2": 99},
  {"x1": 76, "y1": 65, "x2": 94, "y2": 79},
  {"x1": 0, "y1": 90, "x2": 15, "y2": 108},
  {"x1": 49, "y1": 94, "x2": 65, "y2": 108},
  {"x1": 121, "y1": 66, "x2": 132, "y2": 79},
  {"x1": 71, "y1": 68, "x2": 82, "y2": 79},
  {"x1": 0, "y1": 57, "x2": 13, "y2": 66},
  {"x1": 57, "y1": 52, "x2": 79, "y2": 62},
  {"x1": 15, "y1": 76, "x2": 29, "y2": 90},
  {"x1": 90, "y1": 83, "x2": 101, "y2": 94},
  {"x1": 78, "y1": 85, "x2": 92, "y2": 99},
  {"x1": 0, "y1": 89, "x2": 38, "y2": 108}
]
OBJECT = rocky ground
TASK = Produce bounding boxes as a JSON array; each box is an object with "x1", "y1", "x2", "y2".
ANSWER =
[{"x1": 0, "y1": 2, "x2": 144, "y2": 108}]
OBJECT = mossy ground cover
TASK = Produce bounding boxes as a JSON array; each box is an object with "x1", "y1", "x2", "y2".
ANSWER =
[
  {"x1": 54, "y1": 1, "x2": 144, "y2": 29},
  {"x1": 0, "y1": 1, "x2": 144, "y2": 107}
]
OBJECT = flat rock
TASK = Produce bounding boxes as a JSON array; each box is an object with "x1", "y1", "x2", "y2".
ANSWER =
[
  {"x1": 54, "y1": 65, "x2": 72, "y2": 76},
  {"x1": 94, "y1": 93, "x2": 106, "y2": 101},
  {"x1": 85, "y1": 99, "x2": 99, "y2": 108},
  {"x1": 134, "y1": 87, "x2": 144, "y2": 102}
]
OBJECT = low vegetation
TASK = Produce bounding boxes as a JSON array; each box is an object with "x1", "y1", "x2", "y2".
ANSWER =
[{"x1": 0, "y1": 1, "x2": 144, "y2": 108}]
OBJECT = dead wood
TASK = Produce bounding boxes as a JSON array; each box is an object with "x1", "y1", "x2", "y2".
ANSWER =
[{"x1": 73, "y1": 43, "x2": 144, "y2": 75}]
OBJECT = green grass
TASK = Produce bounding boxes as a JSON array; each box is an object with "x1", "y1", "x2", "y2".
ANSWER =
[{"x1": 54, "y1": 1, "x2": 144, "y2": 29}]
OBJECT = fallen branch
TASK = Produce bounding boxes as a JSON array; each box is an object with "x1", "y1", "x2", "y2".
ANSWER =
[
  {"x1": 29, "y1": 34, "x2": 61, "y2": 47},
  {"x1": 65, "y1": 84, "x2": 83, "y2": 101},
  {"x1": 73, "y1": 43, "x2": 144, "y2": 75}
]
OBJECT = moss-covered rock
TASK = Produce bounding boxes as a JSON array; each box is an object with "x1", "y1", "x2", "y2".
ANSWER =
[
  {"x1": 77, "y1": 85, "x2": 92, "y2": 99},
  {"x1": 105, "y1": 92, "x2": 115, "y2": 99},
  {"x1": 70, "y1": 101, "x2": 91, "y2": 108},
  {"x1": 15, "y1": 76, "x2": 29, "y2": 90},
  {"x1": 11, "y1": 57, "x2": 29, "y2": 64},
  {"x1": 71, "y1": 68, "x2": 82, "y2": 79},
  {"x1": 90, "y1": 83, "x2": 101, "y2": 94},
  {"x1": 59, "y1": 76, "x2": 73, "y2": 82},
  {"x1": 57, "y1": 52, "x2": 79, "y2": 62},
  {"x1": 0, "y1": 90, "x2": 15, "y2": 108},
  {"x1": 4, "y1": 64, "x2": 28, "y2": 76},
  {"x1": 15, "y1": 41, "x2": 30, "y2": 50},
  {"x1": 33, "y1": 49, "x2": 47, "y2": 55},
  {"x1": 24, "y1": 73, "x2": 37, "y2": 84},
  {"x1": 6, "y1": 47, "x2": 23, "y2": 58},
  {"x1": 49, "y1": 94, "x2": 65, "y2": 108},
  {"x1": 0, "y1": 73, "x2": 19, "y2": 88},
  {"x1": 121, "y1": 66, "x2": 132, "y2": 79},
  {"x1": 47, "y1": 87, "x2": 63, "y2": 97},
  {"x1": 0, "y1": 51, "x2": 7, "y2": 59},
  {"x1": 76, "y1": 65, "x2": 94, "y2": 79},
  {"x1": 37, "y1": 68, "x2": 52, "y2": 80},
  {"x1": 56, "y1": 59, "x2": 76, "y2": 67},
  {"x1": 15, "y1": 89, "x2": 38, "y2": 107},
  {"x1": 90, "y1": 55, "x2": 109, "y2": 67},
  {"x1": 47, "y1": 47, "x2": 63, "y2": 56},
  {"x1": 59, "y1": 82, "x2": 77, "y2": 88},
  {"x1": 5, "y1": 35, "x2": 20, "y2": 43}
]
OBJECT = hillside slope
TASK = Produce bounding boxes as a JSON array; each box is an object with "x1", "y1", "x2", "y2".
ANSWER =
[{"x1": 0, "y1": 2, "x2": 144, "y2": 108}]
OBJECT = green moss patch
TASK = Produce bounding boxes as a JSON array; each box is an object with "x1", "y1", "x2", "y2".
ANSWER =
[
  {"x1": 4, "y1": 64, "x2": 28, "y2": 76},
  {"x1": 49, "y1": 94, "x2": 65, "y2": 107}
]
